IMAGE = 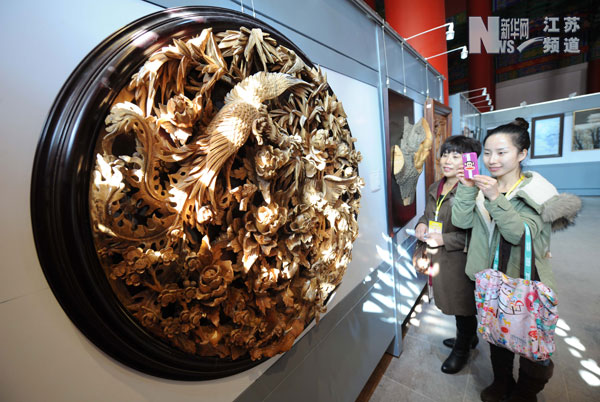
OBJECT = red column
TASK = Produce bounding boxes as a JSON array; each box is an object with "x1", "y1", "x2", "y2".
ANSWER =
[
  {"x1": 467, "y1": 0, "x2": 494, "y2": 112},
  {"x1": 384, "y1": 0, "x2": 449, "y2": 104},
  {"x1": 364, "y1": 0, "x2": 376, "y2": 10}
]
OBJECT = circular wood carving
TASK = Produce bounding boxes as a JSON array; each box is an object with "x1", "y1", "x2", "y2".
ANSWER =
[{"x1": 31, "y1": 6, "x2": 362, "y2": 380}]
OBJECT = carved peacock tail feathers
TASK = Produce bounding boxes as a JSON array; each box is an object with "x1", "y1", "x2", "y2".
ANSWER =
[{"x1": 225, "y1": 71, "x2": 310, "y2": 106}]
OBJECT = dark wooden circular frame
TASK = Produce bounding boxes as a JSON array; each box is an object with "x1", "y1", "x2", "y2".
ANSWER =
[{"x1": 30, "y1": 6, "x2": 313, "y2": 381}]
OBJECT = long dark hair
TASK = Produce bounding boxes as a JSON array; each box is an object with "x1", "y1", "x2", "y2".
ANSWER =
[{"x1": 484, "y1": 117, "x2": 530, "y2": 152}]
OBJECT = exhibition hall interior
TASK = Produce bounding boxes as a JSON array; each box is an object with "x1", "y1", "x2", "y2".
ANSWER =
[{"x1": 0, "y1": 0, "x2": 598, "y2": 401}]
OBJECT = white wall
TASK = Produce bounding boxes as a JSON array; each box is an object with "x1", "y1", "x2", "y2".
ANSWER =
[
  {"x1": 482, "y1": 93, "x2": 600, "y2": 167},
  {"x1": 321, "y1": 69, "x2": 389, "y2": 303},
  {"x1": 526, "y1": 112, "x2": 600, "y2": 167},
  {"x1": 496, "y1": 63, "x2": 588, "y2": 110}
]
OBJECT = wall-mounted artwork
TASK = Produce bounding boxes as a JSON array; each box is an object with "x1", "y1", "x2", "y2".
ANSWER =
[
  {"x1": 31, "y1": 6, "x2": 362, "y2": 380},
  {"x1": 531, "y1": 114, "x2": 563, "y2": 158},
  {"x1": 572, "y1": 108, "x2": 600, "y2": 151},
  {"x1": 387, "y1": 90, "x2": 415, "y2": 233},
  {"x1": 392, "y1": 118, "x2": 432, "y2": 206},
  {"x1": 424, "y1": 98, "x2": 451, "y2": 189}
]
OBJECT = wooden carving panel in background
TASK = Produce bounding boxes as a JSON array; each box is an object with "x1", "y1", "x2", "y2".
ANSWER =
[{"x1": 424, "y1": 98, "x2": 452, "y2": 189}]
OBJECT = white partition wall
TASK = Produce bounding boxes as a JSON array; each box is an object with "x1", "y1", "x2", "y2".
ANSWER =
[{"x1": 482, "y1": 93, "x2": 600, "y2": 195}]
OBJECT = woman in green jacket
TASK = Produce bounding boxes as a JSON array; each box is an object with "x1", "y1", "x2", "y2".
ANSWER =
[{"x1": 452, "y1": 118, "x2": 581, "y2": 402}]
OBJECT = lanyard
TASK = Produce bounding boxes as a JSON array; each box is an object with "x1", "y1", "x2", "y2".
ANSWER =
[
  {"x1": 434, "y1": 192, "x2": 449, "y2": 221},
  {"x1": 434, "y1": 182, "x2": 456, "y2": 221},
  {"x1": 504, "y1": 175, "x2": 524, "y2": 199}
]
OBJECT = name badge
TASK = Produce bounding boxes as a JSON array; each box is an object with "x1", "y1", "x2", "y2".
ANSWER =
[{"x1": 428, "y1": 220, "x2": 443, "y2": 234}]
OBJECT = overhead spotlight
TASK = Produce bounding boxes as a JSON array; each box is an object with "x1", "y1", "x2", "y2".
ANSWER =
[
  {"x1": 425, "y1": 46, "x2": 468, "y2": 60},
  {"x1": 467, "y1": 93, "x2": 490, "y2": 102},
  {"x1": 459, "y1": 87, "x2": 487, "y2": 98},
  {"x1": 446, "y1": 22, "x2": 455, "y2": 41},
  {"x1": 472, "y1": 97, "x2": 492, "y2": 106},
  {"x1": 406, "y1": 22, "x2": 456, "y2": 42}
]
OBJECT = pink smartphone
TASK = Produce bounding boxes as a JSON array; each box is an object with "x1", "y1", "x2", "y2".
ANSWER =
[{"x1": 462, "y1": 152, "x2": 479, "y2": 179}]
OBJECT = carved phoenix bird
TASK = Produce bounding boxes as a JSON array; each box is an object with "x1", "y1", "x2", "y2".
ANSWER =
[{"x1": 177, "y1": 71, "x2": 309, "y2": 221}]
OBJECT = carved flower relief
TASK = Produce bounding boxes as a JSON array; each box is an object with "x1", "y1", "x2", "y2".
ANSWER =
[
  {"x1": 241, "y1": 203, "x2": 287, "y2": 259},
  {"x1": 184, "y1": 236, "x2": 214, "y2": 271},
  {"x1": 285, "y1": 205, "x2": 315, "y2": 260},
  {"x1": 182, "y1": 238, "x2": 236, "y2": 307},
  {"x1": 157, "y1": 93, "x2": 200, "y2": 145},
  {"x1": 196, "y1": 260, "x2": 234, "y2": 307},
  {"x1": 310, "y1": 129, "x2": 330, "y2": 151},
  {"x1": 140, "y1": 306, "x2": 160, "y2": 327},
  {"x1": 159, "y1": 246, "x2": 178, "y2": 264},
  {"x1": 255, "y1": 203, "x2": 287, "y2": 235},
  {"x1": 289, "y1": 206, "x2": 314, "y2": 234},
  {"x1": 255, "y1": 146, "x2": 290, "y2": 179},
  {"x1": 109, "y1": 247, "x2": 160, "y2": 286},
  {"x1": 161, "y1": 317, "x2": 181, "y2": 339},
  {"x1": 182, "y1": 282, "x2": 199, "y2": 303},
  {"x1": 185, "y1": 254, "x2": 204, "y2": 272},
  {"x1": 335, "y1": 142, "x2": 350, "y2": 158},
  {"x1": 123, "y1": 246, "x2": 143, "y2": 263},
  {"x1": 157, "y1": 284, "x2": 180, "y2": 307}
]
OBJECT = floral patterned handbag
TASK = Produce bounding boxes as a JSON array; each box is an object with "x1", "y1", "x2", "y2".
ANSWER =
[{"x1": 474, "y1": 223, "x2": 558, "y2": 361}]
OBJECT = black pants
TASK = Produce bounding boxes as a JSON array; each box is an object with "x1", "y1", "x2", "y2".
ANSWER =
[
  {"x1": 489, "y1": 343, "x2": 552, "y2": 368},
  {"x1": 455, "y1": 315, "x2": 477, "y2": 349},
  {"x1": 489, "y1": 343, "x2": 554, "y2": 390}
]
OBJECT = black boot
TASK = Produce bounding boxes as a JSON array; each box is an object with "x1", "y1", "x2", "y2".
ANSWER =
[
  {"x1": 480, "y1": 344, "x2": 516, "y2": 402},
  {"x1": 443, "y1": 336, "x2": 479, "y2": 349},
  {"x1": 505, "y1": 358, "x2": 554, "y2": 402},
  {"x1": 441, "y1": 315, "x2": 477, "y2": 374}
]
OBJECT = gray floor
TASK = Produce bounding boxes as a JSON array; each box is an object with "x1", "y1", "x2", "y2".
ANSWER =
[{"x1": 370, "y1": 196, "x2": 600, "y2": 402}]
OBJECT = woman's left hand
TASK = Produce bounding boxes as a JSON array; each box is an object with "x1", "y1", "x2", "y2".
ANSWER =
[
  {"x1": 425, "y1": 232, "x2": 444, "y2": 247},
  {"x1": 473, "y1": 175, "x2": 500, "y2": 201}
]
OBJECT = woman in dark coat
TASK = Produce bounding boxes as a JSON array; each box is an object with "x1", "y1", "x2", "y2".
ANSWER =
[{"x1": 413, "y1": 135, "x2": 481, "y2": 374}]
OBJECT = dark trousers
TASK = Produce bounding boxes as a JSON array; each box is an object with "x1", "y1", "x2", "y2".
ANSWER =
[
  {"x1": 489, "y1": 343, "x2": 554, "y2": 396},
  {"x1": 455, "y1": 315, "x2": 477, "y2": 349}
]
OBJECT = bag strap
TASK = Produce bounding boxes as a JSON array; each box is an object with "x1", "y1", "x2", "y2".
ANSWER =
[
  {"x1": 520, "y1": 223, "x2": 538, "y2": 281},
  {"x1": 492, "y1": 222, "x2": 539, "y2": 281}
]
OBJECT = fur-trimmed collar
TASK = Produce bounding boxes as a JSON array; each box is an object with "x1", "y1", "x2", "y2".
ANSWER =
[
  {"x1": 474, "y1": 171, "x2": 581, "y2": 234},
  {"x1": 518, "y1": 171, "x2": 581, "y2": 231},
  {"x1": 515, "y1": 171, "x2": 557, "y2": 209},
  {"x1": 540, "y1": 193, "x2": 582, "y2": 231}
]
